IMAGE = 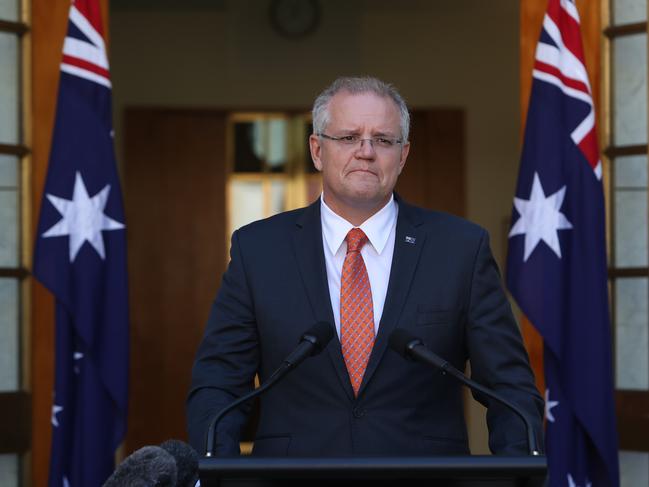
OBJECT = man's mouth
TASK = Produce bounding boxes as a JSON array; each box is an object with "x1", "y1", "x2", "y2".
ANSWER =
[{"x1": 348, "y1": 169, "x2": 377, "y2": 176}]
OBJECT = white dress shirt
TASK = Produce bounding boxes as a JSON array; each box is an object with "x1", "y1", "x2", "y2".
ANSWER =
[{"x1": 320, "y1": 194, "x2": 398, "y2": 338}]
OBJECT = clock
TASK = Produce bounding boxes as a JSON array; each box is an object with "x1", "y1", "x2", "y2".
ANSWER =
[{"x1": 269, "y1": 0, "x2": 321, "y2": 39}]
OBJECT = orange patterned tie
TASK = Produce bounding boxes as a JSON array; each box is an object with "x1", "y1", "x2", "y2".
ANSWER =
[{"x1": 340, "y1": 228, "x2": 375, "y2": 396}]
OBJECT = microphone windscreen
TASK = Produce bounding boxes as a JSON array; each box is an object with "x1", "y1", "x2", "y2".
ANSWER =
[
  {"x1": 102, "y1": 445, "x2": 177, "y2": 487},
  {"x1": 159, "y1": 439, "x2": 199, "y2": 487},
  {"x1": 304, "y1": 321, "x2": 334, "y2": 354},
  {"x1": 388, "y1": 328, "x2": 417, "y2": 357}
]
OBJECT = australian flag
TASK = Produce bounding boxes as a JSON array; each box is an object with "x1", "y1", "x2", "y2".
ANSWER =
[
  {"x1": 33, "y1": 1, "x2": 129, "y2": 486},
  {"x1": 506, "y1": 1, "x2": 619, "y2": 486}
]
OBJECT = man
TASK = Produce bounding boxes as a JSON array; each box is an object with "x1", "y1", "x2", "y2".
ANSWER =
[{"x1": 187, "y1": 77, "x2": 544, "y2": 457}]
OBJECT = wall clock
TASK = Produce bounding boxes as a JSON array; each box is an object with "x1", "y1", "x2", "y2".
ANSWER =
[{"x1": 269, "y1": 0, "x2": 320, "y2": 39}]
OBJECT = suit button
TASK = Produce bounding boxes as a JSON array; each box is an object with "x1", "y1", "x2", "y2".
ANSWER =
[{"x1": 352, "y1": 407, "x2": 366, "y2": 418}]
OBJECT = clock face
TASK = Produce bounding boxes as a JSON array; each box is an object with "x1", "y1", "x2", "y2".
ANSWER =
[{"x1": 269, "y1": 0, "x2": 320, "y2": 39}]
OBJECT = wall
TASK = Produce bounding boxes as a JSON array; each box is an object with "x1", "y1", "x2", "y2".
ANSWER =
[
  {"x1": 110, "y1": 0, "x2": 520, "y2": 259},
  {"x1": 109, "y1": 0, "x2": 522, "y2": 454}
]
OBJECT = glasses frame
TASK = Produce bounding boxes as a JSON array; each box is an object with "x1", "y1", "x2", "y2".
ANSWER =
[{"x1": 317, "y1": 132, "x2": 404, "y2": 150}]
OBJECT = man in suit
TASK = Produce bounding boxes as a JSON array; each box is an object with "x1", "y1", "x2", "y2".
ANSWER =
[{"x1": 187, "y1": 76, "x2": 544, "y2": 457}]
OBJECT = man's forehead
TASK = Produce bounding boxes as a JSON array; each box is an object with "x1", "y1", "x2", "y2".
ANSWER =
[
  {"x1": 327, "y1": 91, "x2": 401, "y2": 129},
  {"x1": 328, "y1": 90, "x2": 398, "y2": 110}
]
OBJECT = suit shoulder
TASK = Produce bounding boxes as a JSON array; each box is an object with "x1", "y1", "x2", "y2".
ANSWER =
[
  {"x1": 233, "y1": 206, "x2": 308, "y2": 240},
  {"x1": 409, "y1": 206, "x2": 486, "y2": 240}
]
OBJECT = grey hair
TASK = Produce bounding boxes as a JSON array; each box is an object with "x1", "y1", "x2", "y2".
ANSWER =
[{"x1": 312, "y1": 76, "x2": 410, "y2": 142}]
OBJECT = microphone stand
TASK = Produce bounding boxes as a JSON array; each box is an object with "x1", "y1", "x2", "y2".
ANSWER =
[
  {"x1": 399, "y1": 336, "x2": 542, "y2": 456},
  {"x1": 205, "y1": 324, "x2": 331, "y2": 457},
  {"x1": 204, "y1": 364, "x2": 288, "y2": 458}
]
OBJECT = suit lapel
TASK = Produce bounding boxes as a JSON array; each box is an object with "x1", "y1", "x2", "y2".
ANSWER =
[
  {"x1": 292, "y1": 200, "x2": 355, "y2": 401},
  {"x1": 358, "y1": 199, "x2": 425, "y2": 397}
]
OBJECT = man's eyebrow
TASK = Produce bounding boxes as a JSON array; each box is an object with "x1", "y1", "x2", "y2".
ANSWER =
[{"x1": 334, "y1": 129, "x2": 397, "y2": 136}]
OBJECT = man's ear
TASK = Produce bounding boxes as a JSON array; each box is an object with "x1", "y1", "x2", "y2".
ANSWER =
[
  {"x1": 398, "y1": 141, "x2": 410, "y2": 175},
  {"x1": 309, "y1": 134, "x2": 323, "y2": 172}
]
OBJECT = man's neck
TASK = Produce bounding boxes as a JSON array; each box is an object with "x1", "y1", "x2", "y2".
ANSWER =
[{"x1": 322, "y1": 193, "x2": 392, "y2": 227}]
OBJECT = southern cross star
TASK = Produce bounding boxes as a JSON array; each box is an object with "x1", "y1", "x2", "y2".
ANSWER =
[
  {"x1": 545, "y1": 388, "x2": 559, "y2": 423},
  {"x1": 51, "y1": 404, "x2": 63, "y2": 427},
  {"x1": 568, "y1": 473, "x2": 592, "y2": 487},
  {"x1": 509, "y1": 172, "x2": 573, "y2": 262},
  {"x1": 73, "y1": 351, "x2": 84, "y2": 374},
  {"x1": 42, "y1": 171, "x2": 124, "y2": 262}
]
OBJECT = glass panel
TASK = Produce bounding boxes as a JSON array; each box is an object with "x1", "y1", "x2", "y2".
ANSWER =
[
  {"x1": 0, "y1": 0, "x2": 18, "y2": 22},
  {"x1": 234, "y1": 119, "x2": 288, "y2": 173},
  {"x1": 614, "y1": 188, "x2": 647, "y2": 267},
  {"x1": 0, "y1": 278, "x2": 19, "y2": 391},
  {"x1": 620, "y1": 451, "x2": 649, "y2": 487},
  {"x1": 261, "y1": 119, "x2": 287, "y2": 172},
  {"x1": 229, "y1": 179, "x2": 264, "y2": 233},
  {"x1": 615, "y1": 155, "x2": 648, "y2": 189},
  {"x1": 614, "y1": 0, "x2": 647, "y2": 25},
  {"x1": 0, "y1": 154, "x2": 18, "y2": 187},
  {"x1": 614, "y1": 33, "x2": 648, "y2": 146},
  {"x1": 615, "y1": 277, "x2": 649, "y2": 390},
  {"x1": 0, "y1": 189, "x2": 18, "y2": 267},
  {"x1": 0, "y1": 455, "x2": 18, "y2": 487},
  {"x1": 0, "y1": 32, "x2": 19, "y2": 144},
  {"x1": 234, "y1": 123, "x2": 264, "y2": 173},
  {"x1": 269, "y1": 180, "x2": 286, "y2": 216}
]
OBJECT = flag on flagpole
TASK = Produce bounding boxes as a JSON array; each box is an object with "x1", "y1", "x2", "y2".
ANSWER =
[
  {"x1": 33, "y1": 1, "x2": 129, "y2": 485},
  {"x1": 506, "y1": 1, "x2": 619, "y2": 486}
]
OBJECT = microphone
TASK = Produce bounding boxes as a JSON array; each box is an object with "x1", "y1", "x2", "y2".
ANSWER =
[
  {"x1": 204, "y1": 321, "x2": 334, "y2": 457},
  {"x1": 102, "y1": 445, "x2": 177, "y2": 487},
  {"x1": 159, "y1": 440, "x2": 199, "y2": 487},
  {"x1": 389, "y1": 328, "x2": 542, "y2": 456}
]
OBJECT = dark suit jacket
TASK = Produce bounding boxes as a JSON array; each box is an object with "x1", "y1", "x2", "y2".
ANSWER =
[{"x1": 187, "y1": 196, "x2": 544, "y2": 457}]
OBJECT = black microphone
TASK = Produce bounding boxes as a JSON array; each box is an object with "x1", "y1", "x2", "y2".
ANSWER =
[
  {"x1": 159, "y1": 440, "x2": 199, "y2": 487},
  {"x1": 389, "y1": 328, "x2": 542, "y2": 456},
  {"x1": 102, "y1": 445, "x2": 177, "y2": 487},
  {"x1": 204, "y1": 321, "x2": 334, "y2": 457}
]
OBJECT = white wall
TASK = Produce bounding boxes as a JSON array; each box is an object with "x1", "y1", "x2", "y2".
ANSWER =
[{"x1": 110, "y1": 0, "x2": 523, "y2": 454}]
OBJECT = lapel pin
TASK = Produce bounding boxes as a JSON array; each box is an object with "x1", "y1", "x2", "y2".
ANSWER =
[{"x1": 405, "y1": 236, "x2": 416, "y2": 244}]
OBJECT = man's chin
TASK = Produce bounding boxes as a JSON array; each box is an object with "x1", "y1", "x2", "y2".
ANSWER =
[{"x1": 345, "y1": 189, "x2": 390, "y2": 209}]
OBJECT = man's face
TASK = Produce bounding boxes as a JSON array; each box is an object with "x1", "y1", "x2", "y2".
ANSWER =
[{"x1": 309, "y1": 91, "x2": 410, "y2": 216}]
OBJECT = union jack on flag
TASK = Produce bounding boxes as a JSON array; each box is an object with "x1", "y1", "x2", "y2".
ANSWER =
[
  {"x1": 33, "y1": 1, "x2": 129, "y2": 486},
  {"x1": 507, "y1": 0, "x2": 619, "y2": 486},
  {"x1": 60, "y1": 2, "x2": 111, "y2": 88}
]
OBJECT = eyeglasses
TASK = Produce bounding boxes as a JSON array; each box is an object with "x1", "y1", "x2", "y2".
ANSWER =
[{"x1": 318, "y1": 133, "x2": 403, "y2": 150}]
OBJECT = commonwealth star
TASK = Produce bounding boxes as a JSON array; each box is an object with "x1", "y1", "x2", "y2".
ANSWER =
[
  {"x1": 509, "y1": 172, "x2": 573, "y2": 262},
  {"x1": 42, "y1": 171, "x2": 124, "y2": 262}
]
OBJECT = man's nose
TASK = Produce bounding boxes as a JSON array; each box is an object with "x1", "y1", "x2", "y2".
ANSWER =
[{"x1": 356, "y1": 138, "x2": 376, "y2": 157}]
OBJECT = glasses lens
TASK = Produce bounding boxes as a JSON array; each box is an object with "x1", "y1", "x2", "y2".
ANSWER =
[
  {"x1": 324, "y1": 134, "x2": 400, "y2": 150},
  {"x1": 373, "y1": 137, "x2": 394, "y2": 148}
]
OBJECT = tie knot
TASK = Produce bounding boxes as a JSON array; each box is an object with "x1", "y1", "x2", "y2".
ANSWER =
[{"x1": 346, "y1": 228, "x2": 368, "y2": 253}]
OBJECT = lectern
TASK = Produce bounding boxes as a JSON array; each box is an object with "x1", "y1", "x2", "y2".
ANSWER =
[{"x1": 199, "y1": 456, "x2": 547, "y2": 487}]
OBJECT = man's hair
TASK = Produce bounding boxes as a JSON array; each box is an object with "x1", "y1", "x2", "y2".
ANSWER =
[{"x1": 312, "y1": 76, "x2": 410, "y2": 142}]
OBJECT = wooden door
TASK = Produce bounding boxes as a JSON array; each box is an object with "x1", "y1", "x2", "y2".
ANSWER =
[
  {"x1": 398, "y1": 110, "x2": 465, "y2": 216},
  {"x1": 123, "y1": 108, "x2": 227, "y2": 452}
]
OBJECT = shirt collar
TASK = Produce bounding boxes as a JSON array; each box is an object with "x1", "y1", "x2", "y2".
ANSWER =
[{"x1": 321, "y1": 193, "x2": 397, "y2": 255}]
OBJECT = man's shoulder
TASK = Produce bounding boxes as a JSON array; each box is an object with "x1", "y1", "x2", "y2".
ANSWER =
[
  {"x1": 399, "y1": 201, "x2": 486, "y2": 239},
  {"x1": 233, "y1": 199, "x2": 488, "y2": 241},
  {"x1": 234, "y1": 204, "x2": 314, "y2": 239}
]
